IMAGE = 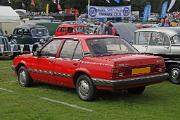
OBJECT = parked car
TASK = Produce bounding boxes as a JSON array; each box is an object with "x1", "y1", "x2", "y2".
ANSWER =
[
  {"x1": 0, "y1": 28, "x2": 3, "y2": 36},
  {"x1": 55, "y1": 24, "x2": 86, "y2": 36},
  {"x1": 0, "y1": 36, "x2": 12, "y2": 57},
  {"x1": 12, "y1": 35, "x2": 168, "y2": 101},
  {"x1": 11, "y1": 24, "x2": 51, "y2": 55},
  {"x1": 133, "y1": 27, "x2": 180, "y2": 84}
]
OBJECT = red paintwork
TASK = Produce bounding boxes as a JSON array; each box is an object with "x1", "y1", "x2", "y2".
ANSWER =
[
  {"x1": 13, "y1": 35, "x2": 166, "y2": 90},
  {"x1": 55, "y1": 24, "x2": 86, "y2": 36}
]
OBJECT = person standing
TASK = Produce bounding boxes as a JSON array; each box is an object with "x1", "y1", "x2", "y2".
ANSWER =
[
  {"x1": 104, "y1": 21, "x2": 113, "y2": 35},
  {"x1": 96, "y1": 22, "x2": 105, "y2": 35}
]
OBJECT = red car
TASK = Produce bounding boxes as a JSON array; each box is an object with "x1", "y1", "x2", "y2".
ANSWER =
[
  {"x1": 12, "y1": 35, "x2": 168, "y2": 101},
  {"x1": 55, "y1": 24, "x2": 86, "y2": 36}
]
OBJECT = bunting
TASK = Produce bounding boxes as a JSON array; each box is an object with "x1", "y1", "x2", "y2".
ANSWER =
[
  {"x1": 57, "y1": 0, "x2": 62, "y2": 11},
  {"x1": 105, "y1": 0, "x2": 110, "y2": 3},
  {"x1": 53, "y1": 0, "x2": 57, "y2": 4}
]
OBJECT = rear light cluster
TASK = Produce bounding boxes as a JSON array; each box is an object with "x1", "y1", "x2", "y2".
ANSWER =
[
  {"x1": 111, "y1": 67, "x2": 131, "y2": 78},
  {"x1": 152, "y1": 64, "x2": 165, "y2": 73}
]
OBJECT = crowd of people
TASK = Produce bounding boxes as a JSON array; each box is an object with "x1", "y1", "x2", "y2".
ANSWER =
[{"x1": 95, "y1": 21, "x2": 117, "y2": 35}]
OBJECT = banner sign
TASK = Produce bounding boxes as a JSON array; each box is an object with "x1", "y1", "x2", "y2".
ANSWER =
[
  {"x1": 143, "y1": 3, "x2": 151, "y2": 22},
  {"x1": 161, "y1": 0, "x2": 168, "y2": 18},
  {"x1": 88, "y1": 6, "x2": 131, "y2": 18}
]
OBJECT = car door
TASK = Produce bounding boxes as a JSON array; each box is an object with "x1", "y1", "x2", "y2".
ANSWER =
[
  {"x1": 53, "y1": 39, "x2": 83, "y2": 88},
  {"x1": 30, "y1": 39, "x2": 62, "y2": 84},
  {"x1": 147, "y1": 32, "x2": 171, "y2": 54},
  {"x1": 133, "y1": 31, "x2": 151, "y2": 53}
]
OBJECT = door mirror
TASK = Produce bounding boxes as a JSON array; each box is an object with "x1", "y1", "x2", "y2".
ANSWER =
[{"x1": 33, "y1": 50, "x2": 41, "y2": 56}]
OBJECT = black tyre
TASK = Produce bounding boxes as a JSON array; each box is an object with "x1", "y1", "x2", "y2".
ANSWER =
[
  {"x1": 76, "y1": 75, "x2": 96, "y2": 101},
  {"x1": 18, "y1": 66, "x2": 33, "y2": 87},
  {"x1": 168, "y1": 65, "x2": 180, "y2": 84},
  {"x1": 128, "y1": 86, "x2": 145, "y2": 94}
]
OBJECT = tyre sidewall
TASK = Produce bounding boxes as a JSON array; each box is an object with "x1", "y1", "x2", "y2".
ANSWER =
[
  {"x1": 18, "y1": 66, "x2": 32, "y2": 87},
  {"x1": 169, "y1": 65, "x2": 180, "y2": 84},
  {"x1": 76, "y1": 75, "x2": 96, "y2": 101}
]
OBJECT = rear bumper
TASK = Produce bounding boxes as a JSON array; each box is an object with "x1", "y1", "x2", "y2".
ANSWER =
[{"x1": 92, "y1": 73, "x2": 169, "y2": 88}]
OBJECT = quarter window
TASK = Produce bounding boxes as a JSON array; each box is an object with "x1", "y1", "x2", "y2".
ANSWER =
[
  {"x1": 60, "y1": 40, "x2": 79, "y2": 59},
  {"x1": 41, "y1": 40, "x2": 62, "y2": 57}
]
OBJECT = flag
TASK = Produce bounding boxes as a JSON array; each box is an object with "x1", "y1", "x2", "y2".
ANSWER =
[
  {"x1": 167, "y1": 0, "x2": 176, "y2": 12},
  {"x1": 46, "y1": 3, "x2": 49, "y2": 15},
  {"x1": 161, "y1": 0, "x2": 168, "y2": 18},
  {"x1": 143, "y1": 3, "x2": 151, "y2": 22},
  {"x1": 105, "y1": 0, "x2": 110, "y2": 3},
  {"x1": 31, "y1": 0, "x2": 36, "y2": 6},
  {"x1": 57, "y1": 0, "x2": 62, "y2": 11},
  {"x1": 114, "y1": 0, "x2": 121, "y2": 3}
]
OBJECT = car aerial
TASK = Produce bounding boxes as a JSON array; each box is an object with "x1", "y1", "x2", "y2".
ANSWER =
[
  {"x1": 55, "y1": 24, "x2": 86, "y2": 36},
  {"x1": 0, "y1": 36, "x2": 12, "y2": 57},
  {"x1": 12, "y1": 35, "x2": 168, "y2": 101},
  {"x1": 10, "y1": 24, "x2": 51, "y2": 56},
  {"x1": 133, "y1": 27, "x2": 180, "y2": 84}
]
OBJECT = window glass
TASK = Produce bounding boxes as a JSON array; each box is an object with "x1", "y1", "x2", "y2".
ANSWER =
[
  {"x1": 60, "y1": 40, "x2": 78, "y2": 59},
  {"x1": 149, "y1": 32, "x2": 163, "y2": 46},
  {"x1": 17, "y1": 29, "x2": 23, "y2": 35},
  {"x1": 76, "y1": 26, "x2": 85, "y2": 32},
  {"x1": 58, "y1": 27, "x2": 66, "y2": 32},
  {"x1": 0, "y1": 37, "x2": 3, "y2": 44},
  {"x1": 73, "y1": 43, "x2": 83, "y2": 59},
  {"x1": 163, "y1": 34, "x2": 170, "y2": 46},
  {"x1": 23, "y1": 29, "x2": 31, "y2": 35},
  {"x1": 68, "y1": 27, "x2": 74, "y2": 33},
  {"x1": 31, "y1": 28, "x2": 49, "y2": 37},
  {"x1": 172, "y1": 35, "x2": 180, "y2": 45},
  {"x1": 138, "y1": 32, "x2": 151, "y2": 45},
  {"x1": 86, "y1": 38, "x2": 138, "y2": 57},
  {"x1": 41, "y1": 40, "x2": 61, "y2": 57}
]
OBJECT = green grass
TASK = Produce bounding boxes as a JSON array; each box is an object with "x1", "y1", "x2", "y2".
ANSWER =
[{"x1": 1, "y1": 60, "x2": 180, "y2": 120}]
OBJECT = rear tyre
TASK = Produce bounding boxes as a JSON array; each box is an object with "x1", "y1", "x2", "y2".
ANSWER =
[
  {"x1": 18, "y1": 66, "x2": 33, "y2": 87},
  {"x1": 76, "y1": 75, "x2": 96, "y2": 101},
  {"x1": 128, "y1": 86, "x2": 145, "y2": 94},
  {"x1": 168, "y1": 65, "x2": 180, "y2": 84}
]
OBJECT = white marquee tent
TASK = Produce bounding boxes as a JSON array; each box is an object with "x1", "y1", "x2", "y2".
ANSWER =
[{"x1": 0, "y1": 6, "x2": 20, "y2": 34}]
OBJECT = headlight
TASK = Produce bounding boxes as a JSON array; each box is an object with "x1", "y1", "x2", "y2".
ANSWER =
[{"x1": 39, "y1": 39, "x2": 45, "y2": 44}]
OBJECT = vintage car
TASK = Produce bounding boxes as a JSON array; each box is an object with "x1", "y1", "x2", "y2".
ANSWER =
[
  {"x1": 0, "y1": 36, "x2": 12, "y2": 57},
  {"x1": 133, "y1": 27, "x2": 180, "y2": 84},
  {"x1": 55, "y1": 24, "x2": 86, "y2": 36},
  {"x1": 11, "y1": 24, "x2": 51, "y2": 54},
  {"x1": 12, "y1": 35, "x2": 168, "y2": 101}
]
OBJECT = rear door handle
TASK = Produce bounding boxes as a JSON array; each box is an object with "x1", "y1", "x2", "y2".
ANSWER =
[{"x1": 164, "y1": 46, "x2": 170, "y2": 49}]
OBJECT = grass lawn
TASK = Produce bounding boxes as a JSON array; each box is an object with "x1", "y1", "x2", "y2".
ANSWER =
[{"x1": 0, "y1": 60, "x2": 180, "y2": 120}]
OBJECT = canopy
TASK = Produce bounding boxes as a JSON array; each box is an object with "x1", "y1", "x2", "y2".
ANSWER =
[{"x1": 0, "y1": 6, "x2": 20, "y2": 22}]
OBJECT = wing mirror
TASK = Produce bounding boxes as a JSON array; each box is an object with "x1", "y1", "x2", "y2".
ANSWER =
[{"x1": 33, "y1": 50, "x2": 41, "y2": 56}]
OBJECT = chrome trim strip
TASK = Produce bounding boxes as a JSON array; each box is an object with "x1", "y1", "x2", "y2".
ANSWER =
[
  {"x1": 28, "y1": 68, "x2": 72, "y2": 78},
  {"x1": 92, "y1": 73, "x2": 169, "y2": 87}
]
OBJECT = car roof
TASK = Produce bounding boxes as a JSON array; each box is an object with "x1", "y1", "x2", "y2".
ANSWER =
[
  {"x1": 135, "y1": 27, "x2": 180, "y2": 36},
  {"x1": 58, "y1": 24, "x2": 85, "y2": 27},
  {"x1": 14, "y1": 24, "x2": 46, "y2": 29},
  {"x1": 54, "y1": 35, "x2": 118, "y2": 40}
]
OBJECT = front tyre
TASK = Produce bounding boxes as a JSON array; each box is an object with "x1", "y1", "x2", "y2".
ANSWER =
[
  {"x1": 18, "y1": 66, "x2": 33, "y2": 87},
  {"x1": 76, "y1": 75, "x2": 96, "y2": 101},
  {"x1": 169, "y1": 65, "x2": 180, "y2": 84},
  {"x1": 128, "y1": 86, "x2": 145, "y2": 94}
]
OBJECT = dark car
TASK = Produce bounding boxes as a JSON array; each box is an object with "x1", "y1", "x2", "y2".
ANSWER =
[
  {"x1": 0, "y1": 36, "x2": 12, "y2": 57},
  {"x1": 0, "y1": 28, "x2": 3, "y2": 36},
  {"x1": 11, "y1": 24, "x2": 51, "y2": 54}
]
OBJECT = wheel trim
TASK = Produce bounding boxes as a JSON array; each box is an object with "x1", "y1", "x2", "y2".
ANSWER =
[
  {"x1": 171, "y1": 68, "x2": 180, "y2": 82},
  {"x1": 78, "y1": 80, "x2": 90, "y2": 98},
  {"x1": 19, "y1": 70, "x2": 27, "y2": 86}
]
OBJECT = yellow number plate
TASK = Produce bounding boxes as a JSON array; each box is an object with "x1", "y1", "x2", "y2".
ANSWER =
[{"x1": 132, "y1": 67, "x2": 151, "y2": 75}]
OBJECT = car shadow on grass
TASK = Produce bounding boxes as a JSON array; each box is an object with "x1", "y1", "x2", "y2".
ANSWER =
[{"x1": 32, "y1": 82, "x2": 167, "y2": 104}]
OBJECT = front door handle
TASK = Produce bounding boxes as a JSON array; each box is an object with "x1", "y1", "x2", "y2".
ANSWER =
[
  {"x1": 164, "y1": 46, "x2": 170, "y2": 49},
  {"x1": 48, "y1": 57, "x2": 55, "y2": 63}
]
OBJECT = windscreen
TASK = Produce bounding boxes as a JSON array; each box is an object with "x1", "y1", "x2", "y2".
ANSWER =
[{"x1": 31, "y1": 28, "x2": 49, "y2": 37}]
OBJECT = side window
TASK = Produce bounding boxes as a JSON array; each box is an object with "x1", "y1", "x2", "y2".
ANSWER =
[
  {"x1": 163, "y1": 34, "x2": 170, "y2": 46},
  {"x1": 149, "y1": 32, "x2": 163, "y2": 46},
  {"x1": 138, "y1": 32, "x2": 151, "y2": 45},
  {"x1": 73, "y1": 43, "x2": 83, "y2": 59},
  {"x1": 134, "y1": 32, "x2": 139, "y2": 44},
  {"x1": 41, "y1": 40, "x2": 62, "y2": 57},
  {"x1": 60, "y1": 40, "x2": 78, "y2": 59},
  {"x1": 58, "y1": 27, "x2": 66, "y2": 32},
  {"x1": 68, "y1": 27, "x2": 74, "y2": 33}
]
